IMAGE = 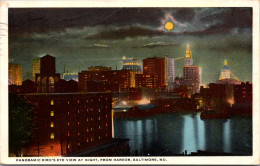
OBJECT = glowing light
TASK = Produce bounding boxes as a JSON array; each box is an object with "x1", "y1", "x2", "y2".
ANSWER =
[
  {"x1": 227, "y1": 98, "x2": 234, "y2": 106},
  {"x1": 122, "y1": 101, "x2": 127, "y2": 105},
  {"x1": 164, "y1": 21, "x2": 175, "y2": 31},
  {"x1": 139, "y1": 98, "x2": 150, "y2": 105},
  {"x1": 158, "y1": 13, "x2": 187, "y2": 32}
]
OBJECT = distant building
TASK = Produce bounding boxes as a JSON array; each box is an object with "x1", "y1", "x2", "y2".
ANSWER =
[
  {"x1": 217, "y1": 59, "x2": 241, "y2": 85},
  {"x1": 165, "y1": 56, "x2": 175, "y2": 91},
  {"x1": 78, "y1": 69, "x2": 130, "y2": 92},
  {"x1": 88, "y1": 66, "x2": 112, "y2": 71},
  {"x1": 219, "y1": 59, "x2": 231, "y2": 80},
  {"x1": 8, "y1": 63, "x2": 22, "y2": 85},
  {"x1": 35, "y1": 55, "x2": 60, "y2": 93},
  {"x1": 183, "y1": 44, "x2": 201, "y2": 94},
  {"x1": 143, "y1": 57, "x2": 165, "y2": 86},
  {"x1": 32, "y1": 58, "x2": 40, "y2": 82},
  {"x1": 122, "y1": 58, "x2": 142, "y2": 87},
  {"x1": 63, "y1": 73, "x2": 78, "y2": 82},
  {"x1": 184, "y1": 44, "x2": 193, "y2": 66},
  {"x1": 135, "y1": 57, "x2": 165, "y2": 88},
  {"x1": 22, "y1": 92, "x2": 113, "y2": 156},
  {"x1": 135, "y1": 74, "x2": 159, "y2": 88}
]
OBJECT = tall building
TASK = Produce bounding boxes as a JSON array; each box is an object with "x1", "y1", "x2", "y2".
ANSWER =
[
  {"x1": 32, "y1": 58, "x2": 40, "y2": 82},
  {"x1": 165, "y1": 56, "x2": 175, "y2": 91},
  {"x1": 136, "y1": 57, "x2": 165, "y2": 88},
  {"x1": 22, "y1": 92, "x2": 113, "y2": 156},
  {"x1": 183, "y1": 44, "x2": 201, "y2": 94},
  {"x1": 78, "y1": 69, "x2": 130, "y2": 92},
  {"x1": 219, "y1": 59, "x2": 231, "y2": 80},
  {"x1": 184, "y1": 44, "x2": 193, "y2": 66},
  {"x1": 122, "y1": 57, "x2": 142, "y2": 87},
  {"x1": 217, "y1": 59, "x2": 241, "y2": 85},
  {"x1": 35, "y1": 54, "x2": 60, "y2": 93},
  {"x1": 8, "y1": 63, "x2": 22, "y2": 85}
]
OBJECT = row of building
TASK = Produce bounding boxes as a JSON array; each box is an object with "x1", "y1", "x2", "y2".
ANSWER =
[{"x1": 9, "y1": 44, "x2": 201, "y2": 95}]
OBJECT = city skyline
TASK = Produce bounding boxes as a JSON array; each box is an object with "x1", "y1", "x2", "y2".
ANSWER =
[{"x1": 9, "y1": 8, "x2": 252, "y2": 85}]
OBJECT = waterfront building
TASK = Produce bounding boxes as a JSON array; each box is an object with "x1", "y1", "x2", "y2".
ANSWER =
[
  {"x1": 8, "y1": 63, "x2": 22, "y2": 85},
  {"x1": 183, "y1": 44, "x2": 201, "y2": 94},
  {"x1": 22, "y1": 92, "x2": 113, "y2": 156},
  {"x1": 78, "y1": 69, "x2": 130, "y2": 92},
  {"x1": 122, "y1": 57, "x2": 142, "y2": 87},
  {"x1": 35, "y1": 55, "x2": 60, "y2": 93},
  {"x1": 232, "y1": 82, "x2": 252, "y2": 116},
  {"x1": 32, "y1": 58, "x2": 40, "y2": 82}
]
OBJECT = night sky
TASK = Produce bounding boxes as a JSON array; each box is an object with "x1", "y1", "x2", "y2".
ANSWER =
[{"x1": 8, "y1": 8, "x2": 252, "y2": 84}]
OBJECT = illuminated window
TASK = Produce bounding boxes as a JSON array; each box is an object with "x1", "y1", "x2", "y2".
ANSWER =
[
  {"x1": 78, "y1": 132, "x2": 80, "y2": 136},
  {"x1": 50, "y1": 122, "x2": 54, "y2": 128},
  {"x1": 87, "y1": 128, "x2": 89, "y2": 132},
  {"x1": 106, "y1": 123, "x2": 108, "y2": 127},
  {"x1": 67, "y1": 101, "x2": 70, "y2": 104},
  {"x1": 68, "y1": 144, "x2": 70, "y2": 149},
  {"x1": 78, "y1": 110, "x2": 80, "y2": 114},
  {"x1": 98, "y1": 117, "x2": 100, "y2": 120},
  {"x1": 91, "y1": 128, "x2": 93, "y2": 131},
  {"x1": 68, "y1": 132, "x2": 70, "y2": 136},
  {"x1": 68, "y1": 112, "x2": 70, "y2": 115},
  {"x1": 77, "y1": 100, "x2": 79, "y2": 103},
  {"x1": 106, "y1": 134, "x2": 108, "y2": 137},
  {"x1": 78, "y1": 121, "x2": 80, "y2": 125},
  {"x1": 99, "y1": 125, "x2": 101, "y2": 129},
  {"x1": 50, "y1": 133, "x2": 54, "y2": 139},
  {"x1": 50, "y1": 100, "x2": 54, "y2": 105},
  {"x1": 68, "y1": 122, "x2": 70, "y2": 126},
  {"x1": 50, "y1": 111, "x2": 54, "y2": 116},
  {"x1": 91, "y1": 137, "x2": 93, "y2": 141},
  {"x1": 106, "y1": 114, "x2": 108, "y2": 118},
  {"x1": 86, "y1": 100, "x2": 88, "y2": 103},
  {"x1": 87, "y1": 139, "x2": 89, "y2": 142},
  {"x1": 87, "y1": 109, "x2": 89, "y2": 112},
  {"x1": 99, "y1": 98, "x2": 101, "y2": 102},
  {"x1": 91, "y1": 117, "x2": 93, "y2": 121},
  {"x1": 99, "y1": 136, "x2": 100, "y2": 140},
  {"x1": 77, "y1": 142, "x2": 80, "y2": 146},
  {"x1": 86, "y1": 118, "x2": 88, "y2": 122}
]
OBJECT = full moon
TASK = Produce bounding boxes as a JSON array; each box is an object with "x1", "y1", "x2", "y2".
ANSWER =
[{"x1": 164, "y1": 21, "x2": 175, "y2": 31}]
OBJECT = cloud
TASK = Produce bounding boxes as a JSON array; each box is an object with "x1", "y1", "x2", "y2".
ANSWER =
[
  {"x1": 134, "y1": 42, "x2": 178, "y2": 48},
  {"x1": 80, "y1": 43, "x2": 110, "y2": 49},
  {"x1": 85, "y1": 25, "x2": 166, "y2": 40}
]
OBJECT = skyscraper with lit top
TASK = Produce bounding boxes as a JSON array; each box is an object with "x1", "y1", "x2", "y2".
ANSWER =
[
  {"x1": 219, "y1": 59, "x2": 231, "y2": 80},
  {"x1": 183, "y1": 44, "x2": 201, "y2": 94}
]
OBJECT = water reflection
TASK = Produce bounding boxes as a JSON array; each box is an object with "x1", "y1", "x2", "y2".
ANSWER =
[{"x1": 113, "y1": 112, "x2": 252, "y2": 156}]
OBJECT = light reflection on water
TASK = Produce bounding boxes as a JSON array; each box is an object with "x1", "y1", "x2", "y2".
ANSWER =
[{"x1": 113, "y1": 112, "x2": 252, "y2": 156}]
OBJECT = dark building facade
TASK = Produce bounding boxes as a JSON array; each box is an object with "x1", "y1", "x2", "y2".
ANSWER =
[
  {"x1": 135, "y1": 57, "x2": 165, "y2": 88},
  {"x1": 22, "y1": 92, "x2": 113, "y2": 156},
  {"x1": 183, "y1": 66, "x2": 201, "y2": 94},
  {"x1": 35, "y1": 55, "x2": 60, "y2": 93},
  {"x1": 232, "y1": 82, "x2": 252, "y2": 116},
  {"x1": 78, "y1": 69, "x2": 130, "y2": 92}
]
